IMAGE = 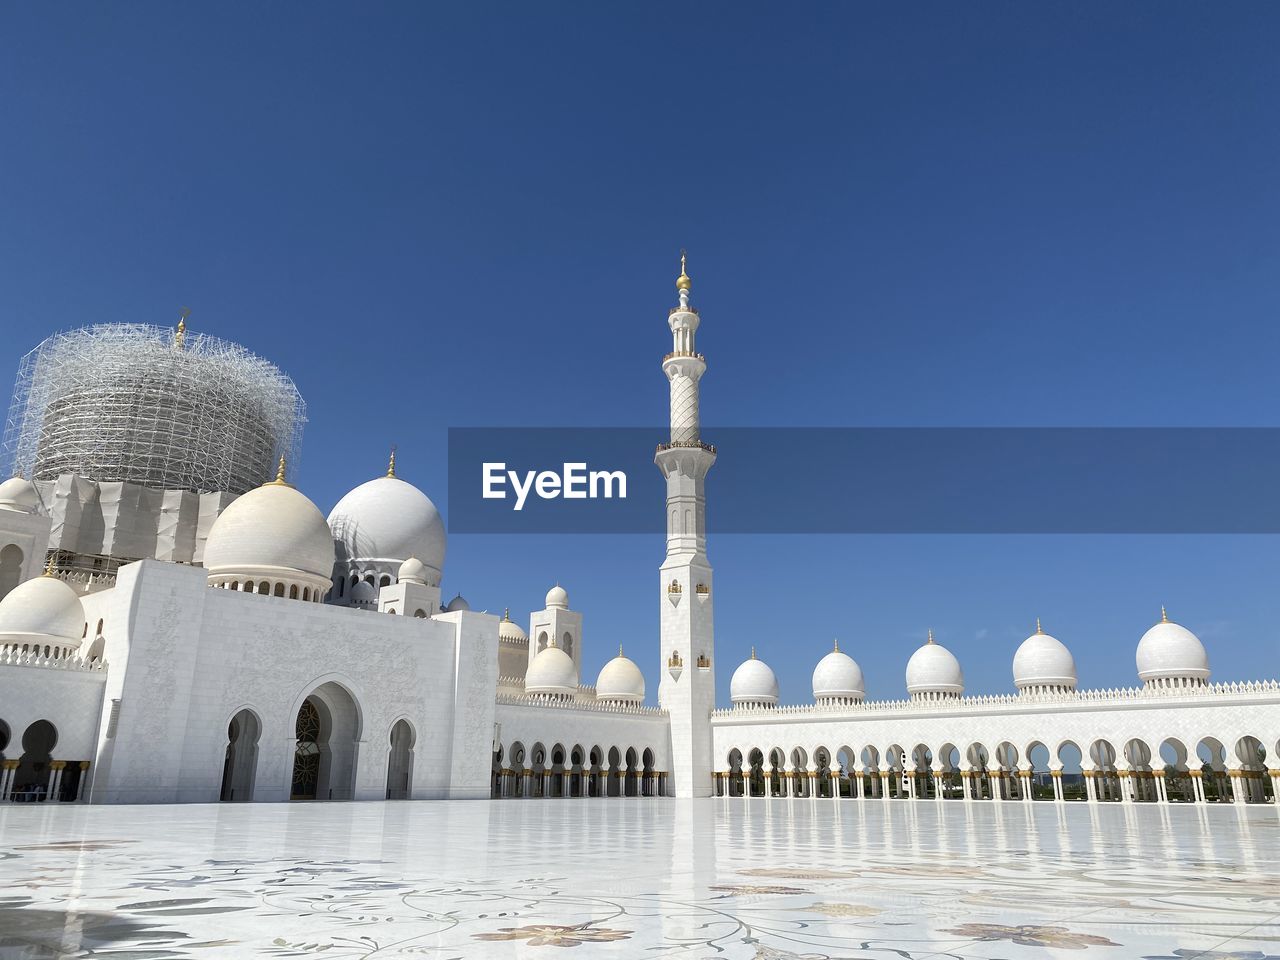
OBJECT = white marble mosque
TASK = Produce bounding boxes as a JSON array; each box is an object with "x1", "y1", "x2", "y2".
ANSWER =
[{"x1": 0, "y1": 260, "x2": 1277, "y2": 819}]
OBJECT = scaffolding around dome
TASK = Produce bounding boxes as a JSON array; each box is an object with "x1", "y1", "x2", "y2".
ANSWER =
[{"x1": 3, "y1": 323, "x2": 305, "y2": 495}]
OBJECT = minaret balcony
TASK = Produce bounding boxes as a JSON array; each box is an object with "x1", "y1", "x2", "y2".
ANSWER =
[
  {"x1": 662, "y1": 351, "x2": 705, "y2": 363},
  {"x1": 656, "y1": 440, "x2": 717, "y2": 455},
  {"x1": 669, "y1": 305, "x2": 699, "y2": 316}
]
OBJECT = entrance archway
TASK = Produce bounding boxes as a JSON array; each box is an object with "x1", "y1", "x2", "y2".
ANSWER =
[
  {"x1": 15, "y1": 720, "x2": 57, "y2": 801},
  {"x1": 387, "y1": 719, "x2": 414, "y2": 800},
  {"x1": 291, "y1": 681, "x2": 361, "y2": 801},
  {"x1": 220, "y1": 708, "x2": 261, "y2": 801}
]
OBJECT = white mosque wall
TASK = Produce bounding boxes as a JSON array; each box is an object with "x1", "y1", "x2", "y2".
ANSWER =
[
  {"x1": 0, "y1": 654, "x2": 107, "y2": 765},
  {"x1": 85, "y1": 559, "x2": 498, "y2": 803},
  {"x1": 710, "y1": 686, "x2": 1280, "y2": 777},
  {"x1": 494, "y1": 697, "x2": 671, "y2": 792}
]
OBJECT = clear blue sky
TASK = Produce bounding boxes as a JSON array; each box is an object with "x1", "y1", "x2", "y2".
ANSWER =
[{"x1": 2, "y1": 4, "x2": 1278, "y2": 704}]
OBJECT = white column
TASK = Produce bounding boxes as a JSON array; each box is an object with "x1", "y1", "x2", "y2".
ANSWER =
[
  {"x1": 47, "y1": 762, "x2": 64, "y2": 802},
  {"x1": 1051, "y1": 770, "x2": 1064, "y2": 802},
  {"x1": 1084, "y1": 771, "x2": 1097, "y2": 803},
  {"x1": 1229, "y1": 771, "x2": 1244, "y2": 804},
  {"x1": 989, "y1": 767, "x2": 1003, "y2": 802},
  {"x1": 809, "y1": 771, "x2": 818, "y2": 809},
  {"x1": 0, "y1": 762, "x2": 15, "y2": 801}
]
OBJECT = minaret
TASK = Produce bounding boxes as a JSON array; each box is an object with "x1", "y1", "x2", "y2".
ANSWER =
[{"x1": 655, "y1": 252, "x2": 716, "y2": 798}]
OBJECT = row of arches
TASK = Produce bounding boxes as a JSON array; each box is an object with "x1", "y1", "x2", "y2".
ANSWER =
[
  {"x1": 219, "y1": 680, "x2": 418, "y2": 802},
  {"x1": 492, "y1": 741, "x2": 665, "y2": 798},
  {"x1": 0, "y1": 718, "x2": 89, "y2": 802},
  {"x1": 719, "y1": 734, "x2": 1280, "y2": 804},
  {"x1": 211, "y1": 579, "x2": 324, "y2": 602}
]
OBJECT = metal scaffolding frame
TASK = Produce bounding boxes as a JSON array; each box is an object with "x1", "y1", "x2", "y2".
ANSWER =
[{"x1": 3, "y1": 323, "x2": 305, "y2": 496}]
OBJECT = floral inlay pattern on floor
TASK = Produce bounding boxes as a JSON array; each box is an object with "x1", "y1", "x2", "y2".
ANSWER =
[{"x1": 1, "y1": 799, "x2": 1278, "y2": 958}]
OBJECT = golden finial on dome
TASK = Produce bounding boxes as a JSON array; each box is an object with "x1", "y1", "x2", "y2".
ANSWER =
[
  {"x1": 503, "y1": 607, "x2": 510, "y2": 621},
  {"x1": 386, "y1": 445, "x2": 398, "y2": 478},
  {"x1": 271, "y1": 454, "x2": 288, "y2": 485},
  {"x1": 42, "y1": 555, "x2": 56, "y2": 577},
  {"x1": 833, "y1": 638, "x2": 840, "y2": 652},
  {"x1": 676, "y1": 249, "x2": 691, "y2": 291},
  {"x1": 1036, "y1": 617, "x2": 1043, "y2": 635},
  {"x1": 927, "y1": 628, "x2": 934, "y2": 644},
  {"x1": 618, "y1": 643, "x2": 624, "y2": 657},
  {"x1": 1161, "y1": 605, "x2": 1169, "y2": 623},
  {"x1": 750, "y1": 645, "x2": 756, "y2": 660},
  {"x1": 174, "y1": 307, "x2": 190, "y2": 349}
]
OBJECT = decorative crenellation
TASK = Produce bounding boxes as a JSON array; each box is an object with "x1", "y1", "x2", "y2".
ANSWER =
[
  {"x1": 0, "y1": 648, "x2": 108, "y2": 672},
  {"x1": 712, "y1": 677, "x2": 1280, "y2": 719},
  {"x1": 496, "y1": 691, "x2": 668, "y2": 716}
]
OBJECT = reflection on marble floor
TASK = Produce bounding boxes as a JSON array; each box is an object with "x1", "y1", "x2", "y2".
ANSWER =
[{"x1": 1, "y1": 799, "x2": 1279, "y2": 959}]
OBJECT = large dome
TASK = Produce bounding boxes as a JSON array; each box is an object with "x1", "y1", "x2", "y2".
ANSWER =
[
  {"x1": 1013, "y1": 622, "x2": 1077, "y2": 691},
  {"x1": 730, "y1": 650, "x2": 779, "y2": 706},
  {"x1": 0, "y1": 573, "x2": 85, "y2": 650},
  {"x1": 812, "y1": 640, "x2": 865, "y2": 702},
  {"x1": 905, "y1": 631, "x2": 964, "y2": 697},
  {"x1": 1136, "y1": 610, "x2": 1210, "y2": 684},
  {"x1": 596, "y1": 648, "x2": 645, "y2": 703},
  {"x1": 204, "y1": 477, "x2": 335, "y2": 583},
  {"x1": 328, "y1": 475, "x2": 446, "y2": 583},
  {"x1": 525, "y1": 642, "x2": 577, "y2": 697},
  {"x1": 0, "y1": 477, "x2": 39, "y2": 513}
]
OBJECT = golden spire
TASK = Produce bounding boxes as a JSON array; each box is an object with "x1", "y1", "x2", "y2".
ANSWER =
[
  {"x1": 676, "y1": 249, "x2": 691, "y2": 291},
  {"x1": 271, "y1": 454, "x2": 288, "y2": 485},
  {"x1": 387, "y1": 445, "x2": 397, "y2": 478},
  {"x1": 927, "y1": 628, "x2": 934, "y2": 644},
  {"x1": 833, "y1": 638, "x2": 840, "y2": 652},
  {"x1": 1036, "y1": 617, "x2": 1043, "y2": 635},
  {"x1": 750, "y1": 645, "x2": 756, "y2": 660},
  {"x1": 503, "y1": 607, "x2": 510, "y2": 622},
  {"x1": 174, "y1": 307, "x2": 190, "y2": 349},
  {"x1": 1161, "y1": 605, "x2": 1169, "y2": 623},
  {"x1": 42, "y1": 555, "x2": 56, "y2": 577},
  {"x1": 618, "y1": 643, "x2": 624, "y2": 657}
]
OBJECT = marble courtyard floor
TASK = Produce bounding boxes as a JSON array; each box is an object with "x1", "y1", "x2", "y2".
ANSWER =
[{"x1": 1, "y1": 799, "x2": 1278, "y2": 959}]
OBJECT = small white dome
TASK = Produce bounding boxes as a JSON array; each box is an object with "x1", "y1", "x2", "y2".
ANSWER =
[
  {"x1": 1136, "y1": 610, "x2": 1210, "y2": 683},
  {"x1": 730, "y1": 650, "x2": 779, "y2": 705},
  {"x1": 905, "y1": 632, "x2": 964, "y2": 697},
  {"x1": 526, "y1": 641, "x2": 577, "y2": 696},
  {"x1": 596, "y1": 648, "x2": 645, "y2": 703},
  {"x1": 398, "y1": 557, "x2": 430, "y2": 585},
  {"x1": 545, "y1": 584, "x2": 569, "y2": 609},
  {"x1": 350, "y1": 580, "x2": 377, "y2": 605},
  {"x1": 0, "y1": 573, "x2": 85, "y2": 648},
  {"x1": 444, "y1": 594, "x2": 470, "y2": 612},
  {"x1": 498, "y1": 610, "x2": 528, "y2": 643},
  {"x1": 0, "y1": 477, "x2": 39, "y2": 514},
  {"x1": 1013, "y1": 622, "x2": 1077, "y2": 690},
  {"x1": 812, "y1": 641, "x2": 865, "y2": 701},
  {"x1": 203, "y1": 480, "x2": 335, "y2": 582},
  {"x1": 328, "y1": 475, "x2": 446, "y2": 581}
]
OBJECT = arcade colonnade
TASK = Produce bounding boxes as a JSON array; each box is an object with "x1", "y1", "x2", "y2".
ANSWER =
[
  {"x1": 715, "y1": 731, "x2": 1280, "y2": 806},
  {"x1": 0, "y1": 717, "x2": 92, "y2": 803},
  {"x1": 492, "y1": 740, "x2": 668, "y2": 798}
]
